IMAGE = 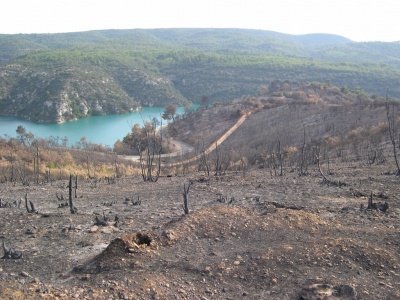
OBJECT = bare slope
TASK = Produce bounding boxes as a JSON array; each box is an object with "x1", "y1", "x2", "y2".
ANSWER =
[
  {"x1": 0, "y1": 162, "x2": 399, "y2": 299},
  {"x1": 171, "y1": 82, "x2": 393, "y2": 168}
]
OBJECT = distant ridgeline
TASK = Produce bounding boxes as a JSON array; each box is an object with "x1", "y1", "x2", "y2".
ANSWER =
[{"x1": 1, "y1": 28, "x2": 400, "y2": 123}]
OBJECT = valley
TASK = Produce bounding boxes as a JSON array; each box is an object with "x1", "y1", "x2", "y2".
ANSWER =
[
  {"x1": 1, "y1": 28, "x2": 400, "y2": 123},
  {"x1": 0, "y1": 82, "x2": 400, "y2": 299},
  {"x1": 0, "y1": 37, "x2": 400, "y2": 298}
]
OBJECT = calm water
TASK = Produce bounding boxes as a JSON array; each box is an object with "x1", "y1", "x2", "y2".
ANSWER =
[{"x1": 0, "y1": 107, "x2": 186, "y2": 148}]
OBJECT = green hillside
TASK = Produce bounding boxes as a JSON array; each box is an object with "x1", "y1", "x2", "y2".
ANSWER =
[{"x1": 0, "y1": 28, "x2": 399, "y2": 123}]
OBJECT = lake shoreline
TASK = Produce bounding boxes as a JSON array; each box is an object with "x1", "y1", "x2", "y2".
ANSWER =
[{"x1": 0, "y1": 107, "x2": 189, "y2": 147}]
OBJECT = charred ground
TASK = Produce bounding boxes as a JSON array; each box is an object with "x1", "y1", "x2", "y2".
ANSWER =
[
  {"x1": 0, "y1": 163, "x2": 399, "y2": 300},
  {"x1": 0, "y1": 82, "x2": 399, "y2": 299}
]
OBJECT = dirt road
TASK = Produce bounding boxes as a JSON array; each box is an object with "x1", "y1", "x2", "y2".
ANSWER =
[
  {"x1": 119, "y1": 111, "x2": 251, "y2": 165},
  {"x1": 163, "y1": 111, "x2": 251, "y2": 167}
]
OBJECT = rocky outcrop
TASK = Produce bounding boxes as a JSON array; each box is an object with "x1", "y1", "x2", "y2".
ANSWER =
[{"x1": 0, "y1": 64, "x2": 184, "y2": 123}]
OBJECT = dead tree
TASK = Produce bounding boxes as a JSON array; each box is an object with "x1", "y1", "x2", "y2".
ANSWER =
[
  {"x1": 138, "y1": 122, "x2": 162, "y2": 182},
  {"x1": 298, "y1": 127, "x2": 307, "y2": 176},
  {"x1": 212, "y1": 143, "x2": 231, "y2": 176},
  {"x1": 69, "y1": 175, "x2": 77, "y2": 214},
  {"x1": 9, "y1": 153, "x2": 15, "y2": 182},
  {"x1": 386, "y1": 94, "x2": 400, "y2": 175},
  {"x1": 199, "y1": 149, "x2": 210, "y2": 177},
  {"x1": 114, "y1": 154, "x2": 119, "y2": 178},
  {"x1": 213, "y1": 142, "x2": 222, "y2": 175},
  {"x1": 46, "y1": 169, "x2": 51, "y2": 183},
  {"x1": 183, "y1": 182, "x2": 191, "y2": 214},
  {"x1": 196, "y1": 141, "x2": 210, "y2": 177},
  {"x1": 277, "y1": 140, "x2": 283, "y2": 176},
  {"x1": 86, "y1": 155, "x2": 90, "y2": 178},
  {"x1": 14, "y1": 159, "x2": 28, "y2": 185},
  {"x1": 367, "y1": 191, "x2": 373, "y2": 209},
  {"x1": 33, "y1": 144, "x2": 40, "y2": 184},
  {"x1": 69, "y1": 175, "x2": 73, "y2": 209},
  {"x1": 74, "y1": 175, "x2": 78, "y2": 198}
]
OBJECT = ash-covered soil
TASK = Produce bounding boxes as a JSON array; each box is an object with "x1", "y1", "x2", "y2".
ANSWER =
[{"x1": 0, "y1": 162, "x2": 399, "y2": 299}]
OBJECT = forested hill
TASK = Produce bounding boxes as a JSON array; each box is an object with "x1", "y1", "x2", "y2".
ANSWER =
[{"x1": 0, "y1": 28, "x2": 399, "y2": 123}]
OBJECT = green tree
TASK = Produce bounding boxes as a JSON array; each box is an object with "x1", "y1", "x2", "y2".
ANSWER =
[
  {"x1": 162, "y1": 103, "x2": 177, "y2": 122},
  {"x1": 15, "y1": 125, "x2": 34, "y2": 145},
  {"x1": 258, "y1": 85, "x2": 269, "y2": 96},
  {"x1": 16, "y1": 125, "x2": 27, "y2": 145},
  {"x1": 151, "y1": 117, "x2": 160, "y2": 128},
  {"x1": 123, "y1": 122, "x2": 163, "y2": 182},
  {"x1": 201, "y1": 96, "x2": 210, "y2": 108}
]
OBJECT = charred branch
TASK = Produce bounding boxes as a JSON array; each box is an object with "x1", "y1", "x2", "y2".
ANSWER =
[
  {"x1": 366, "y1": 191, "x2": 389, "y2": 212},
  {"x1": 24, "y1": 193, "x2": 37, "y2": 213},
  {"x1": 93, "y1": 211, "x2": 117, "y2": 226},
  {"x1": 0, "y1": 199, "x2": 19, "y2": 208},
  {"x1": 124, "y1": 196, "x2": 141, "y2": 205},
  {"x1": 317, "y1": 146, "x2": 347, "y2": 187},
  {"x1": 94, "y1": 216, "x2": 108, "y2": 226},
  {"x1": 132, "y1": 196, "x2": 141, "y2": 206},
  {"x1": 265, "y1": 201, "x2": 304, "y2": 211},
  {"x1": 1, "y1": 240, "x2": 22, "y2": 259}
]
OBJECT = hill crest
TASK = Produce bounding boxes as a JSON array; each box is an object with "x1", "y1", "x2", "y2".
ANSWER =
[{"x1": 0, "y1": 28, "x2": 399, "y2": 123}]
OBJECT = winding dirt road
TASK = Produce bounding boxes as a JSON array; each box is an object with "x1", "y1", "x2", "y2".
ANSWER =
[
  {"x1": 163, "y1": 111, "x2": 251, "y2": 167},
  {"x1": 120, "y1": 111, "x2": 251, "y2": 166}
]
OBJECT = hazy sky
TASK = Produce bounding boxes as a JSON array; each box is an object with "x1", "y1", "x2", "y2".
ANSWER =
[{"x1": 1, "y1": 0, "x2": 398, "y2": 42}]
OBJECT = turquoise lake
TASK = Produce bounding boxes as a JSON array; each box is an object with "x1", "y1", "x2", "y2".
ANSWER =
[{"x1": 0, "y1": 107, "x2": 187, "y2": 148}]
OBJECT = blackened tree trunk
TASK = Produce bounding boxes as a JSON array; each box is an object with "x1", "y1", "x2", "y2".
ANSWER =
[
  {"x1": 386, "y1": 95, "x2": 400, "y2": 175},
  {"x1": 183, "y1": 182, "x2": 190, "y2": 214},
  {"x1": 69, "y1": 175, "x2": 77, "y2": 214}
]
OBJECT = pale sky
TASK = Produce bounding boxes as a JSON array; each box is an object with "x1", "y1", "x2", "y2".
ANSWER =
[{"x1": 1, "y1": 0, "x2": 398, "y2": 42}]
